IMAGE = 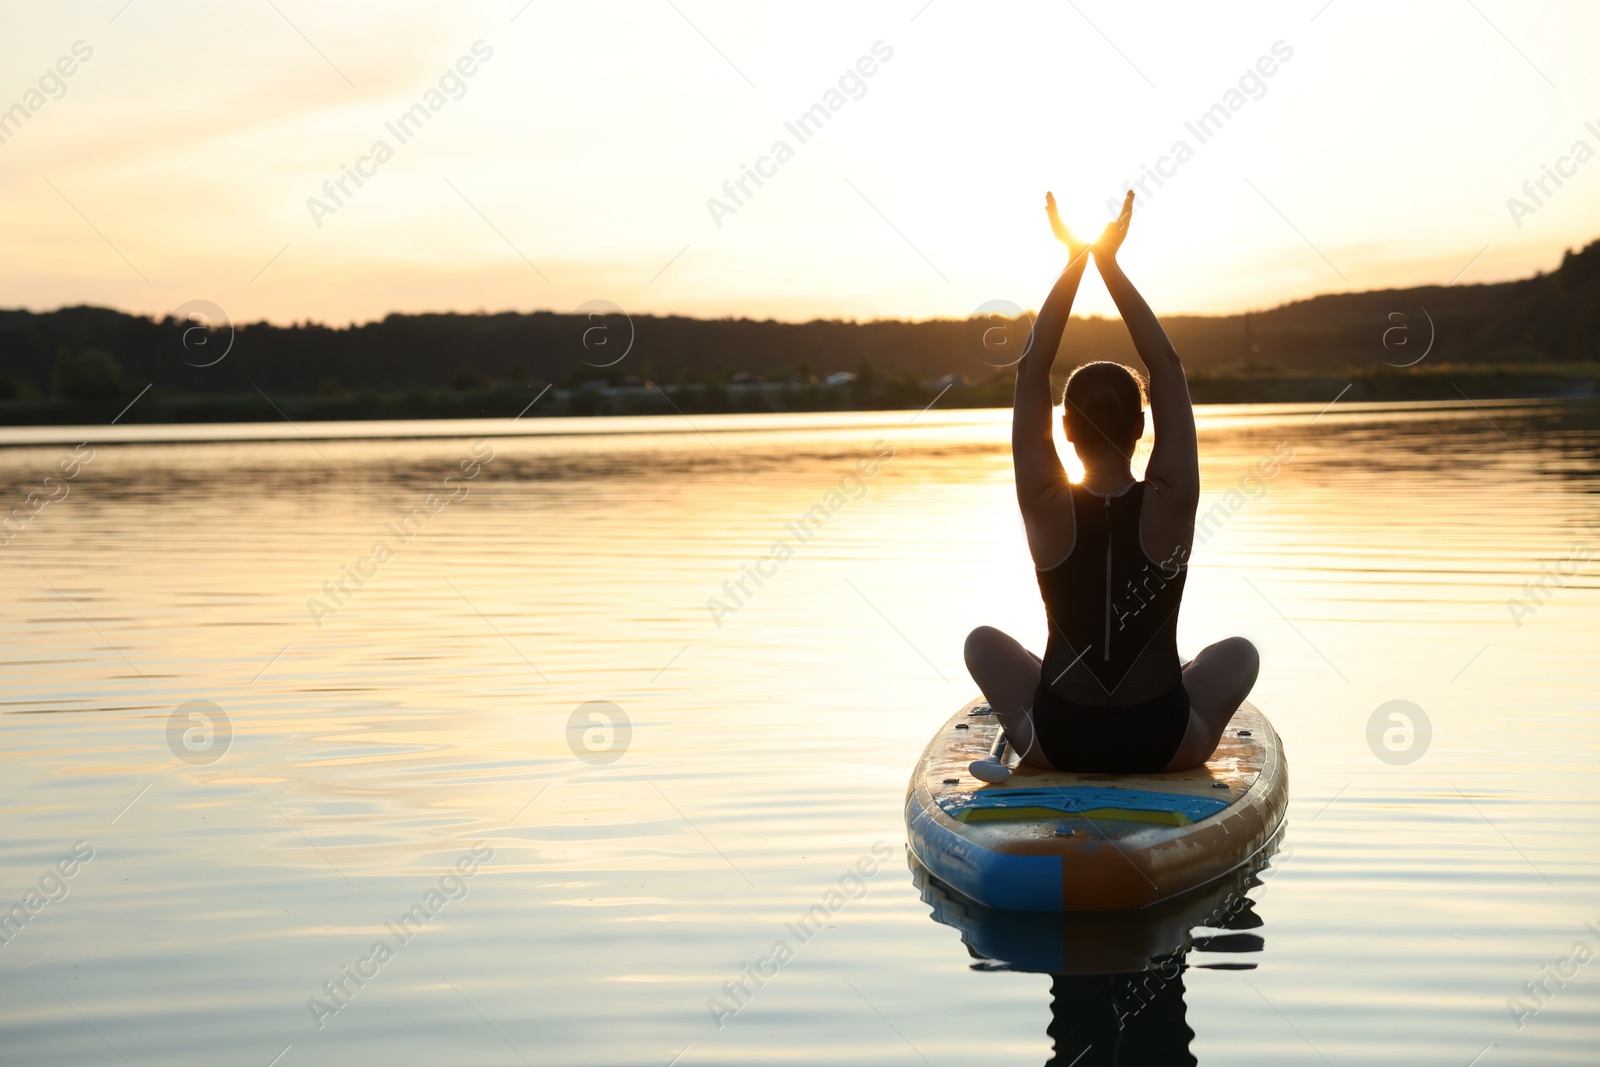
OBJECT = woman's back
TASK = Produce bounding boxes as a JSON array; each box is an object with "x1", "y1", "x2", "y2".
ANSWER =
[{"x1": 1038, "y1": 481, "x2": 1188, "y2": 709}]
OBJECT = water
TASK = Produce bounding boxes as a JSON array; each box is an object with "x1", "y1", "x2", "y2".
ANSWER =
[{"x1": 1, "y1": 400, "x2": 1597, "y2": 1065}]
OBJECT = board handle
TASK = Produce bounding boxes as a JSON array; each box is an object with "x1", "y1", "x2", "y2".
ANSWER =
[{"x1": 968, "y1": 730, "x2": 1012, "y2": 784}]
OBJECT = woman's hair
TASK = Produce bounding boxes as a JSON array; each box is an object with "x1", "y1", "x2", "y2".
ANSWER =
[{"x1": 1062, "y1": 361, "x2": 1147, "y2": 456}]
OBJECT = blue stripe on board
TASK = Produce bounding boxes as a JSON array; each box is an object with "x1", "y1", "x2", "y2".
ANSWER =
[
  {"x1": 907, "y1": 793, "x2": 1064, "y2": 911},
  {"x1": 936, "y1": 786, "x2": 1231, "y2": 823}
]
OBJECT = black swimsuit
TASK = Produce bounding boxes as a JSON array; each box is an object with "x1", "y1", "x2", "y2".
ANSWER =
[{"x1": 1032, "y1": 481, "x2": 1191, "y2": 773}]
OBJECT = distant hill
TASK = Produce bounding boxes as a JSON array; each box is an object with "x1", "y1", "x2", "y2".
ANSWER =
[{"x1": 2, "y1": 237, "x2": 1597, "y2": 409}]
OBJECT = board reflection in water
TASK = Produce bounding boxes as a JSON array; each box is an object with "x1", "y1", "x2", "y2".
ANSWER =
[{"x1": 910, "y1": 832, "x2": 1285, "y2": 1066}]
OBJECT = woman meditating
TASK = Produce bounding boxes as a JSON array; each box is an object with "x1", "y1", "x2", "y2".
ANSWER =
[{"x1": 964, "y1": 190, "x2": 1259, "y2": 774}]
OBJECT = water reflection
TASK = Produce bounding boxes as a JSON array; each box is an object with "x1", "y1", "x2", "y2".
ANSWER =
[
  {"x1": 911, "y1": 833, "x2": 1285, "y2": 1066},
  {"x1": 3, "y1": 401, "x2": 1598, "y2": 1064}
]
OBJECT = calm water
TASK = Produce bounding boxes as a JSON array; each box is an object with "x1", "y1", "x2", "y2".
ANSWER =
[{"x1": 1, "y1": 400, "x2": 1597, "y2": 1065}]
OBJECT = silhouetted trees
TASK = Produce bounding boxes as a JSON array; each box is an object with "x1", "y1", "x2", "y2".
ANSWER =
[{"x1": 2, "y1": 237, "x2": 1596, "y2": 415}]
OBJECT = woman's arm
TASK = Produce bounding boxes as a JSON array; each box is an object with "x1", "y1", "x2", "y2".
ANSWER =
[
  {"x1": 1013, "y1": 193, "x2": 1090, "y2": 564},
  {"x1": 1093, "y1": 192, "x2": 1198, "y2": 511}
]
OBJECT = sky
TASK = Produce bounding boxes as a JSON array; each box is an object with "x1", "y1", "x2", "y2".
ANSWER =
[{"x1": 1, "y1": 0, "x2": 1598, "y2": 327}]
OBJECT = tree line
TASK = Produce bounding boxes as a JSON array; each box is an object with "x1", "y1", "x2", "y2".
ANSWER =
[{"x1": 2, "y1": 237, "x2": 1595, "y2": 408}]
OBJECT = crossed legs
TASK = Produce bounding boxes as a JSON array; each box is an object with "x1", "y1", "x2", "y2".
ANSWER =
[
  {"x1": 961, "y1": 626, "x2": 1260, "y2": 774},
  {"x1": 1164, "y1": 635, "x2": 1260, "y2": 771},
  {"x1": 962, "y1": 625, "x2": 1052, "y2": 769}
]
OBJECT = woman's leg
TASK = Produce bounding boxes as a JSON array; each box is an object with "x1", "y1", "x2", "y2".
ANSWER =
[
  {"x1": 1163, "y1": 636, "x2": 1260, "y2": 771},
  {"x1": 962, "y1": 625, "x2": 1053, "y2": 769}
]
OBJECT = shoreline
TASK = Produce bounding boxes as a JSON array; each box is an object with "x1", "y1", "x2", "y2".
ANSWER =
[
  {"x1": 2, "y1": 363, "x2": 1594, "y2": 433},
  {"x1": 0, "y1": 394, "x2": 1577, "y2": 451}
]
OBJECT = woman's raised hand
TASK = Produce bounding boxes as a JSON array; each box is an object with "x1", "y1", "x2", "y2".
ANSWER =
[
  {"x1": 1094, "y1": 190, "x2": 1134, "y2": 261},
  {"x1": 1045, "y1": 192, "x2": 1091, "y2": 261}
]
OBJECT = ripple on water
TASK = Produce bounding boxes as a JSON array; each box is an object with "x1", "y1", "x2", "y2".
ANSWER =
[{"x1": 1, "y1": 402, "x2": 1597, "y2": 1064}]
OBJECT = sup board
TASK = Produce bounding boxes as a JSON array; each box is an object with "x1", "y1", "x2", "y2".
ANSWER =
[
  {"x1": 905, "y1": 697, "x2": 1288, "y2": 912},
  {"x1": 909, "y1": 828, "x2": 1284, "y2": 973}
]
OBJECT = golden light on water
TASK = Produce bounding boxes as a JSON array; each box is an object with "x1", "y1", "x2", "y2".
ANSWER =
[{"x1": 2, "y1": 402, "x2": 1598, "y2": 1062}]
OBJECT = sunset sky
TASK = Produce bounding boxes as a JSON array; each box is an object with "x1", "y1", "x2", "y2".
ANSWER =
[{"x1": 2, "y1": 0, "x2": 1597, "y2": 326}]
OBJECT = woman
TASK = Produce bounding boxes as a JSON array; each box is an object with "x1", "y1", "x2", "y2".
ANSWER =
[{"x1": 964, "y1": 190, "x2": 1259, "y2": 774}]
